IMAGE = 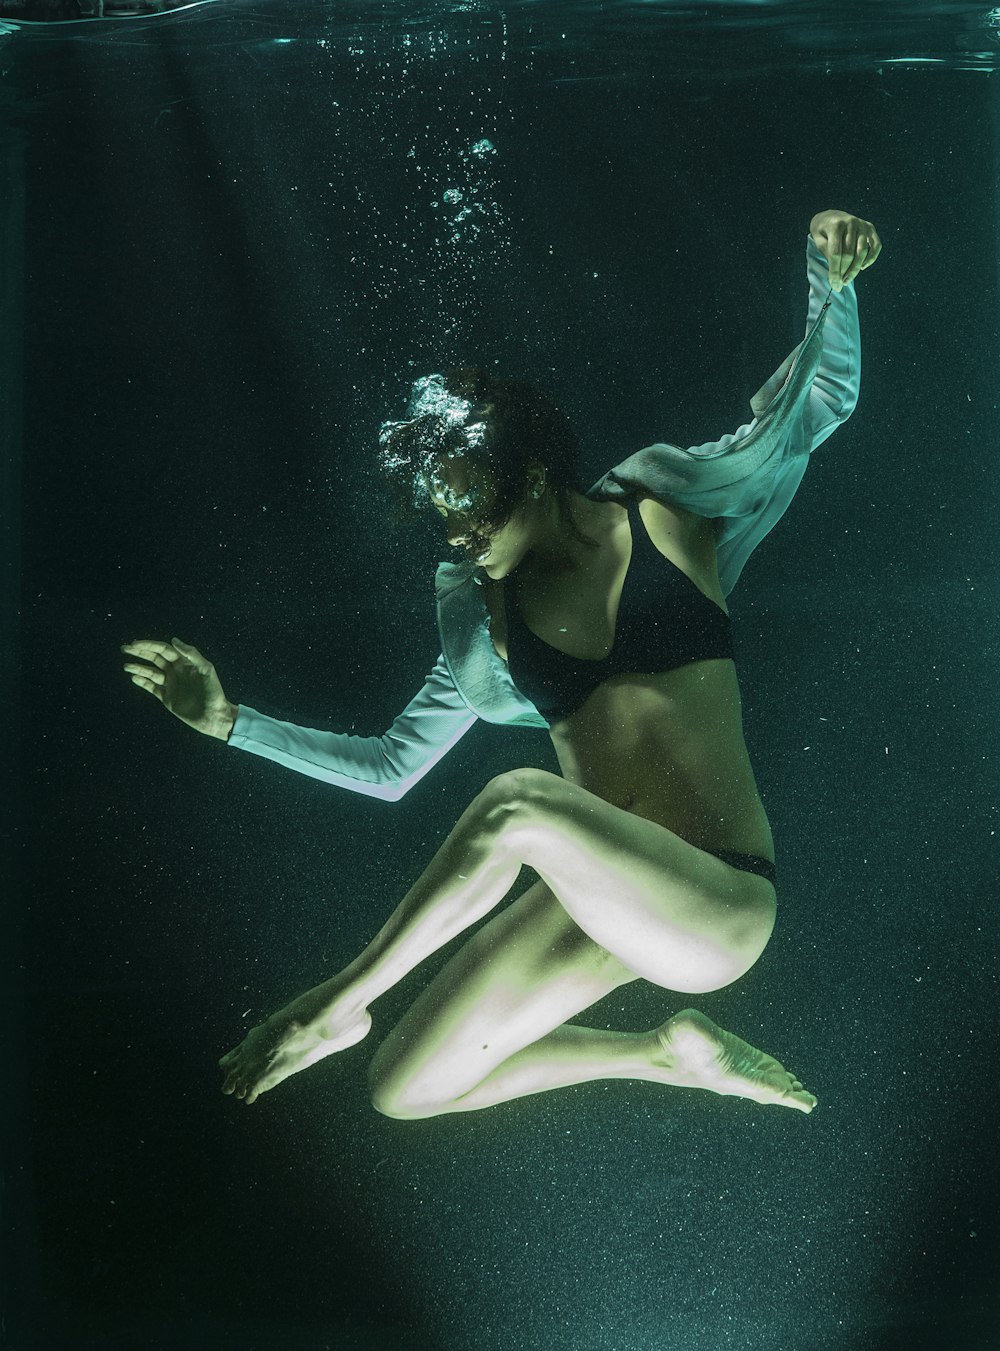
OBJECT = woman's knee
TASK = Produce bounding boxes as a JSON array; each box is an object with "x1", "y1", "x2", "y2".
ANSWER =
[
  {"x1": 369, "y1": 996, "x2": 536, "y2": 1117},
  {"x1": 477, "y1": 768, "x2": 555, "y2": 816},
  {"x1": 714, "y1": 881, "x2": 778, "y2": 988},
  {"x1": 367, "y1": 1039, "x2": 429, "y2": 1119},
  {"x1": 475, "y1": 768, "x2": 565, "y2": 851}
]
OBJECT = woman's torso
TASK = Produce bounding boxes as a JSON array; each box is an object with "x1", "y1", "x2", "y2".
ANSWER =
[{"x1": 483, "y1": 495, "x2": 775, "y2": 861}]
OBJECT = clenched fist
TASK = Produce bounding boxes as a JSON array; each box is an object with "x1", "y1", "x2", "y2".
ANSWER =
[{"x1": 810, "y1": 209, "x2": 882, "y2": 292}]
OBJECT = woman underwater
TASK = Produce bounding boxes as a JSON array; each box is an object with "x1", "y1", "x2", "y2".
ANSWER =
[{"x1": 122, "y1": 208, "x2": 880, "y2": 1117}]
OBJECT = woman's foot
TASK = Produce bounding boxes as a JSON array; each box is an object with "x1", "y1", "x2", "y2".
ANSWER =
[
  {"x1": 219, "y1": 994, "x2": 372, "y2": 1105},
  {"x1": 652, "y1": 1007, "x2": 817, "y2": 1113}
]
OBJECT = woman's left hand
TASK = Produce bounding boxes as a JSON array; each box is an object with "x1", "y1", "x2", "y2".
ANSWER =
[{"x1": 809, "y1": 210, "x2": 882, "y2": 292}]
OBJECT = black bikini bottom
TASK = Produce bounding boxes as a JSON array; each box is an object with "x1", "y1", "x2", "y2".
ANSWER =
[{"x1": 705, "y1": 848, "x2": 777, "y2": 887}]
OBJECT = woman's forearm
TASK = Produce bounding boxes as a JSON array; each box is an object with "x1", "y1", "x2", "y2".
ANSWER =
[{"x1": 226, "y1": 658, "x2": 478, "y2": 800}]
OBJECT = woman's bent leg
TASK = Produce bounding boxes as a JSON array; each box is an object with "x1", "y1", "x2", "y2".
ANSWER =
[
  {"x1": 416, "y1": 1015, "x2": 816, "y2": 1116},
  {"x1": 221, "y1": 769, "x2": 780, "y2": 1104},
  {"x1": 368, "y1": 881, "x2": 816, "y2": 1119},
  {"x1": 344, "y1": 767, "x2": 777, "y2": 1014}
]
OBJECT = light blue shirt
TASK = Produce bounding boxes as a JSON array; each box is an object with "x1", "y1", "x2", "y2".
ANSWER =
[{"x1": 230, "y1": 234, "x2": 860, "y2": 800}]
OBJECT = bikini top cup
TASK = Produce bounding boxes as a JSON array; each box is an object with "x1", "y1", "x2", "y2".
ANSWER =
[{"x1": 504, "y1": 497, "x2": 734, "y2": 726}]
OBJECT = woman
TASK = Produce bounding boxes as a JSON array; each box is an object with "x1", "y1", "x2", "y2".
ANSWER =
[{"x1": 123, "y1": 209, "x2": 880, "y2": 1117}]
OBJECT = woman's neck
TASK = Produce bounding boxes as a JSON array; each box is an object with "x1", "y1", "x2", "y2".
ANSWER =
[{"x1": 518, "y1": 492, "x2": 615, "y2": 581}]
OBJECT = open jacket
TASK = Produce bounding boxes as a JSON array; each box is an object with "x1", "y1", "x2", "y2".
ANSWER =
[{"x1": 229, "y1": 234, "x2": 860, "y2": 801}]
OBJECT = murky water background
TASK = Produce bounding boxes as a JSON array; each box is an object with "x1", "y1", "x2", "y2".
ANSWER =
[{"x1": 2, "y1": 3, "x2": 999, "y2": 1348}]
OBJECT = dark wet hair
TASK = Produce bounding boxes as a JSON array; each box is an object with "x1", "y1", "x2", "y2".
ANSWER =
[{"x1": 377, "y1": 367, "x2": 598, "y2": 556}]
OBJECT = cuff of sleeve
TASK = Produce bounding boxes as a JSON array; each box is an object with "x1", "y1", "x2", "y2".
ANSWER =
[{"x1": 228, "y1": 704, "x2": 259, "y2": 747}]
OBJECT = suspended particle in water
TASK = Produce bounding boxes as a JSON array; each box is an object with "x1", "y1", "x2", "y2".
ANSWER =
[{"x1": 443, "y1": 188, "x2": 464, "y2": 205}]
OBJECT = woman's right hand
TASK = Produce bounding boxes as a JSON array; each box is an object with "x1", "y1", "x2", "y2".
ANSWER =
[{"x1": 121, "y1": 637, "x2": 238, "y2": 740}]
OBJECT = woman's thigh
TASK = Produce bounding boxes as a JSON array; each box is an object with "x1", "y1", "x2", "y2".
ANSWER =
[
  {"x1": 493, "y1": 769, "x2": 778, "y2": 993},
  {"x1": 368, "y1": 877, "x2": 640, "y2": 1118}
]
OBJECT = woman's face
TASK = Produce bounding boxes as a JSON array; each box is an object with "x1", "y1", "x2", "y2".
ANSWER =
[{"x1": 428, "y1": 454, "x2": 534, "y2": 579}]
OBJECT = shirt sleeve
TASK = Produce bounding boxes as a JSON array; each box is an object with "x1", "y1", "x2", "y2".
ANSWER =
[
  {"x1": 588, "y1": 230, "x2": 863, "y2": 595},
  {"x1": 803, "y1": 231, "x2": 861, "y2": 449},
  {"x1": 227, "y1": 655, "x2": 479, "y2": 802}
]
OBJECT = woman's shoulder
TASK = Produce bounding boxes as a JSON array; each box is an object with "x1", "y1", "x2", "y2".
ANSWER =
[{"x1": 634, "y1": 494, "x2": 724, "y2": 603}]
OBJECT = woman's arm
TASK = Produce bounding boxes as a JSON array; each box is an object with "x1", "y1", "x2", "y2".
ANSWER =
[
  {"x1": 587, "y1": 210, "x2": 882, "y2": 594},
  {"x1": 805, "y1": 209, "x2": 880, "y2": 448},
  {"x1": 229, "y1": 656, "x2": 478, "y2": 801},
  {"x1": 122, "y1": 639, "x2": 478, "y2": 802}
]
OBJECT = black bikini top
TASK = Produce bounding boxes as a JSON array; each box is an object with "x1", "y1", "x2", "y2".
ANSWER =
[{"x1": 504, "y1": 497, "x2": 734, "y2": 726}]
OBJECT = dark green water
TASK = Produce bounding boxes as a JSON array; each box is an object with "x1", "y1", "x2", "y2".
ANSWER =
[{"x1": 2, "y1": 3, "x2": 999, "y2": 1349}]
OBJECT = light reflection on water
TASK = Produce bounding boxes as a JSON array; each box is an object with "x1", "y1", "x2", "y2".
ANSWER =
[{"x1": 2, "y1": 0, "x2": 999, "y2": 82}]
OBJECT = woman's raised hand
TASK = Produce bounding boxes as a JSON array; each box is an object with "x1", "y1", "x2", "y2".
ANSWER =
[
  {"x1": 121, "y1": 637, "x2": 238, "y2": 741},
  {"x1": 809, "y1": 209, "x2": 882, "y2": 292}
]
